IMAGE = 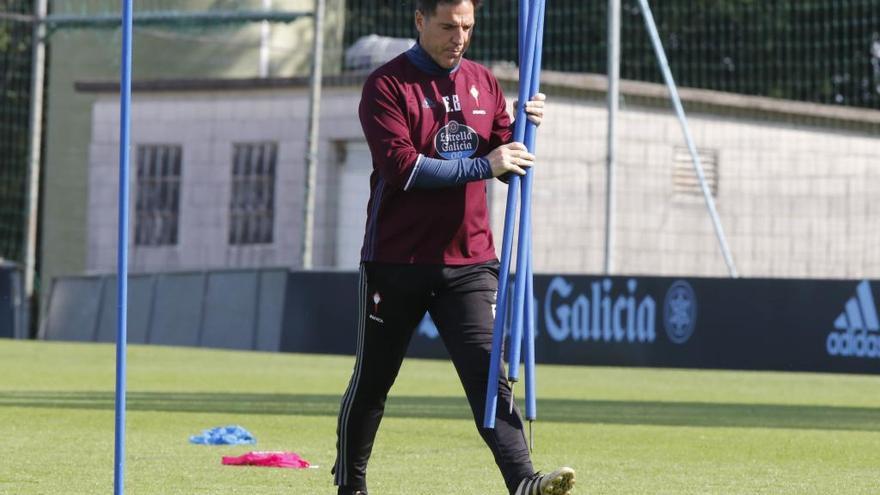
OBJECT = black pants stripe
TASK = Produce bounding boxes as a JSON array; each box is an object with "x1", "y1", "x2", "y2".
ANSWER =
[{"x1": 334, "y1": 261, "x2": 534, "y2": 494}]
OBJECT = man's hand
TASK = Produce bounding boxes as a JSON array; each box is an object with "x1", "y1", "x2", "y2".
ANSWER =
[
  {"x1": 487, "y1": 142, "x2": 535, "y2": 177},
  {"x1": 513, "y1": 93, "x2": 547, "y2": 126}
]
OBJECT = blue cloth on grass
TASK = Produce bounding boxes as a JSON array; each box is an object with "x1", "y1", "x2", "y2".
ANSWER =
[{"x1": 189, "y1": 425, "x2": 256, "y2": 445}]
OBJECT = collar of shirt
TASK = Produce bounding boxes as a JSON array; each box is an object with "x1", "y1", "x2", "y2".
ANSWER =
[{"x1": 405, "y1": 40, "x2": 461, "y2": 76}]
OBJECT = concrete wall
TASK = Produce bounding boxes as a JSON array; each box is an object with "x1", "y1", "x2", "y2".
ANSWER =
[
  {"x1": 86, "y1": 86, "x2": 363, "y2": 273},
  {"x1": 40, "y1": 0, "x2": 345, "y2": 310},
  {"x1": 493, "y1": 94, "x2": 880, "y2": 278},
  {"x1": 82, "y1": 73, "x2": 880, "y2": 279}
]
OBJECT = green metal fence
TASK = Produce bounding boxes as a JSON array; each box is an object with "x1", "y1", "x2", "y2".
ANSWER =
[
  {"x1": 0, "y1": 0, "x2": 34, "y2": 263},
  {"x1": 344, "y1": 0, "x2": 880, "y2": 110}
]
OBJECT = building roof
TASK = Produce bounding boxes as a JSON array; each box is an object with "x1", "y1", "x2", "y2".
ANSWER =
[{"x1": 76, "y1": 67, "x2": 880, "y2": 129}]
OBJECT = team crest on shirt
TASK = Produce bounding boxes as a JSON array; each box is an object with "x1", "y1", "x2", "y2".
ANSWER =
[
  {"x1": 434, "y1": 120, "x2": 479, "y2": 159},
  {"x1": 470, "y1": 85, "x2": 487, "y2": 115}
]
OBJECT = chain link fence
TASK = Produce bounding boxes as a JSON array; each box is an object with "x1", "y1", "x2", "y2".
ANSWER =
[
  {"x1": 0, "y1": 0, "x2": 34, "y2": 264},
  {"x1": 2, "y1": 0, "x2": 879, "y2": 285},
  {"x1": 345, "y1": 0, "x2": 880, "y2": 110}
]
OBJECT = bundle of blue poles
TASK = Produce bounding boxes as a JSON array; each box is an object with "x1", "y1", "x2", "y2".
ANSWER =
[{"x1": 483, "y1": 0, "x2": 546, "y2": 448}]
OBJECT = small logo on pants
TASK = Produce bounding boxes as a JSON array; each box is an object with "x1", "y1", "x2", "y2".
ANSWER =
[
  {"x1": 369, "y1": 292, "x2": 385, "y2": 324},
  {"x1": 372, "y1": 292, "x2": 382, "y2": 313}
]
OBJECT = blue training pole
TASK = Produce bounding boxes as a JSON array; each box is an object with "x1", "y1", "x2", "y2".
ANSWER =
[
  {"x1": 522, "y1": 0, "x2": 545, "y2": 424},
  {"x1": 114, "y1": 1, "x2": 134, "y2": 494},
  {"x1": 506, "y1": 0, "x2": 544, "y2": 386},
  {"x1": 483, "y1": 0, "x2": 533, "y2": 429},
  {"x1": 483, "y1": 0, "x2": 538, "y2": 428},
  {"x1": 524, "y1": 239, "x2": 536, "y2": 419}
]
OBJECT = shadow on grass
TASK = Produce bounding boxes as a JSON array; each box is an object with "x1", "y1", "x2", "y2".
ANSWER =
[{"x1": 2, "y1": 391, "x2": 879, "y2": 432}]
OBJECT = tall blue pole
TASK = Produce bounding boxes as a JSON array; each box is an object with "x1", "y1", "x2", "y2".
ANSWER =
[
  {"x1": 507, "y1": 0, "x2": 544, "y2": 386},
  {"x1": 523, "y1": 0, "x2": 545, "y2": 426},
  {"x1": 483, "y1": 0, "x2": 532, "y2": 429},
  {"x1": 114, "y1": 1, "x2": 134, "y2": 494},
  {"x1": 482, "y1": 185, "x2": 516, "y2": 428},
  {"x1": 484, "y1": 0, "x2": 545, "y2": 428}
]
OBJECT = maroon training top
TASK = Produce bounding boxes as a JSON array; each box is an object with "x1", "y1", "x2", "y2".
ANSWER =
[{"x1": 358, "y1": 53, "x2": 512, "y2": 265}]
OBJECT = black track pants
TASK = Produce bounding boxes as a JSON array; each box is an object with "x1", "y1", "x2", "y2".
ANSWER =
[{"x1": 333, "y1": 261, "x2": 534, "y2": 494}]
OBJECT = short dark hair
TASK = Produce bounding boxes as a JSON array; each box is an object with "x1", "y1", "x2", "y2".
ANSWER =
[{"x1": 415, "y1": 0, "x2": 481, "y2": 17}]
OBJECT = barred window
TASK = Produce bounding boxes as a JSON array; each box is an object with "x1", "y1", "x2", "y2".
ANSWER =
[
  {"x1": 229, "y1": 142, "x2": 277, "y2": 245},
  {"x1": 135, "y1": 144, "x2": 182, "y2": 246}
]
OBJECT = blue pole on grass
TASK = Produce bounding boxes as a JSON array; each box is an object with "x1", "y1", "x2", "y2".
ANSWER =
[
  {"x1": 114, "y1": 0, "x2": 134, "y2": 493},
  {"x1": 522, "y1": 0, "x2": 545, "y2": 425},
  {"x1": 484, "y1": 0, "x2": 544, "y2": 429},
  {"x1": 483, "y1": 0, "x2": 532, "y2": 429},
  {"x1": 524, "y1": 239, "x2": 536, "y2": 420},
  {"x1": 506, "y1": 0, "x2": 544, "y2": 386}
]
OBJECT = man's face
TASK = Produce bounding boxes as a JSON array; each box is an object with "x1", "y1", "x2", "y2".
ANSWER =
[{"x1": 415, "y1": 1, "x2": 475, "y2": 69}]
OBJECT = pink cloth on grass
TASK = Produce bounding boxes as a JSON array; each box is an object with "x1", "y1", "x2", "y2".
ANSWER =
[{"x1": 222, "y1": 451, "x2": 311, "y2": 469}]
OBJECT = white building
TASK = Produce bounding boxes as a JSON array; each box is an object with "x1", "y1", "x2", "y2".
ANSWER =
[{"x1": 79, "y1": 69, "x2": 880, "y2": 278}]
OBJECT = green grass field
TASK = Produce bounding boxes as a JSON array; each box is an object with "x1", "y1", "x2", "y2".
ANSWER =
[{"x1": 2, "y1": 339, "x2": 880, "y2": 494}]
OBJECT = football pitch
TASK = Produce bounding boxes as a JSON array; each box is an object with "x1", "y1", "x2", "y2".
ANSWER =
[{"x1": 1, "y1": 340, "x2": 879, "y2": 494}]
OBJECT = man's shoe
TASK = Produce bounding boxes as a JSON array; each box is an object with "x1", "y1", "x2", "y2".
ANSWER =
[{"x1": 514, "y1": 467, "x2": 576, "y2": 495}]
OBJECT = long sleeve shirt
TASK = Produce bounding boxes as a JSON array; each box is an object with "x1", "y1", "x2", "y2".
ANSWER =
[{"x1": 358, "y1": 47, "x2": 513, "y2": 265}]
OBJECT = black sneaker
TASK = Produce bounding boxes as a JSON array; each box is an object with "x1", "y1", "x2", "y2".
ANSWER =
[{"x1": 514, "y1": 467, "x2": 576, "y2": 495}]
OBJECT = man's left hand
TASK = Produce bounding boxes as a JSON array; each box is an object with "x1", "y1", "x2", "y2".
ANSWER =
[{"x1": 514, "y1": 93, "x2": 547, "y2": 126}]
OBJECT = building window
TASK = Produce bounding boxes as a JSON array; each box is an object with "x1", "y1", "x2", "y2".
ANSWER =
[
  {"x1": 230, "y1": 142, "x2": 277, "y2": 245},
  {"x1": 135, "y1": 144, "x2": 182, "y2": 246},
  {"x1": 673, "y1": 146, "x2": 719, "y2": 200}
]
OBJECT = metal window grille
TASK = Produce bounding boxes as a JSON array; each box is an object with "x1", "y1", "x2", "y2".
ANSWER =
[
  {"x1": 135, "y1": 144, "x2": 182, "y2": 246},
  {"x1": 230, "y1": 142, "x2": 277, "y2": 245},
  {"x1": 672, "y1": 147, "x2": 719, "y2": 200}
]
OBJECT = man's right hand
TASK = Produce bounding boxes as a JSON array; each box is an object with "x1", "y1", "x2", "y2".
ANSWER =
[{"x1": 486, "y1": 142, "x2": 535, "y2": 177}]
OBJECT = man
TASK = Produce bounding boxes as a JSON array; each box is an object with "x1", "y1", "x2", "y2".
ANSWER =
[{"x1": 333, "y1": 1, "x2": 575, "y2": 494}]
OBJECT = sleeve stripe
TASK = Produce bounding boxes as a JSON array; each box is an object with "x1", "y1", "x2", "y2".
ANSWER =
[{"x1": 403, "y1": 154, "x2": 424, "y2": 191}]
